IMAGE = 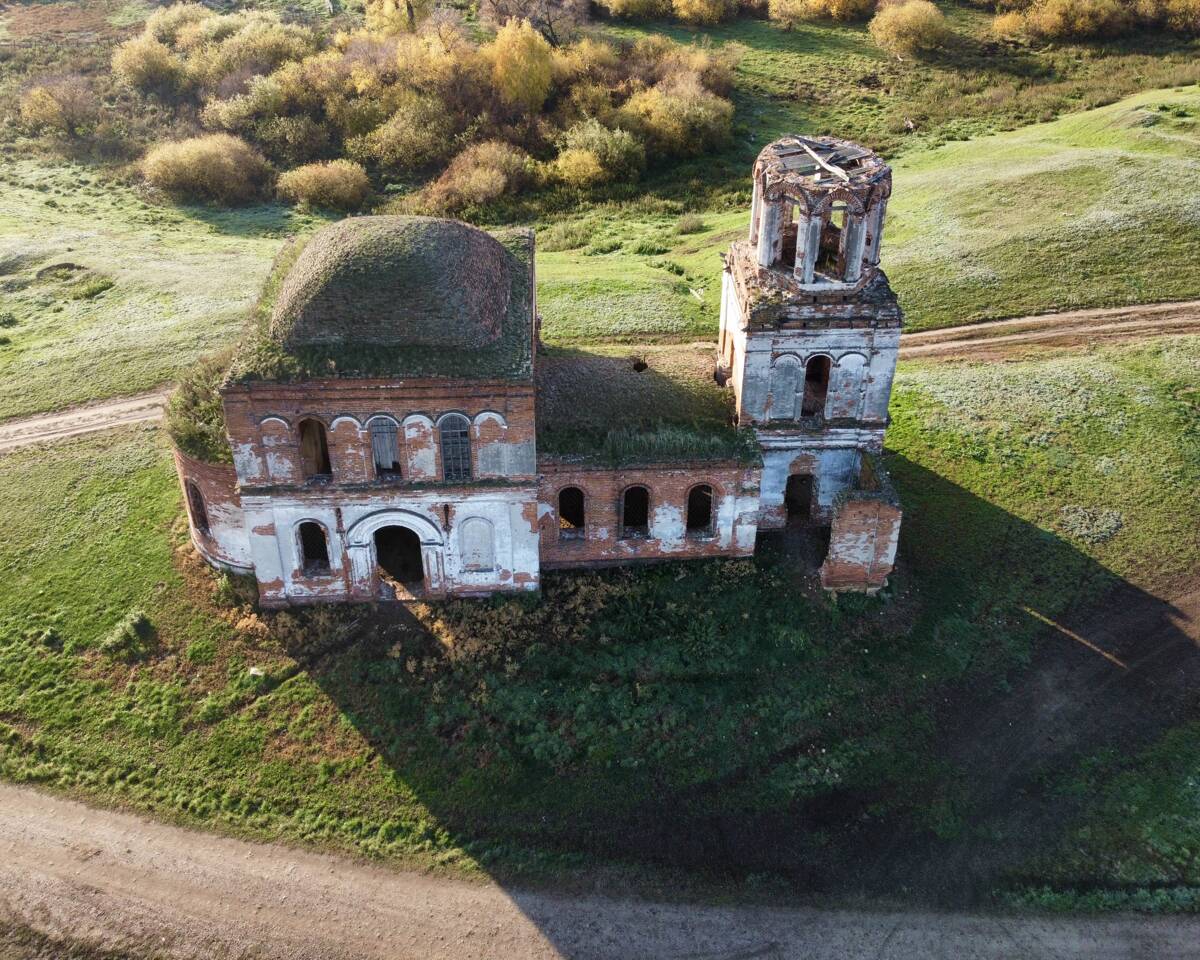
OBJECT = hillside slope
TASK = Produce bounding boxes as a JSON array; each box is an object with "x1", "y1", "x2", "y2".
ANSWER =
[{"x1": 546, "y1": 86, "x2": 1200, "y2": 340}]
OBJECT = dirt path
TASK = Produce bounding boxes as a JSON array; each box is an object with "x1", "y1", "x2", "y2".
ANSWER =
[
  {"x1": 0, "y1": 391, "x2": 169, "y2": 453},
  {"x1": 0, "y1": 300, "x2": 1197, "y2": 455},
  {"x1": 899, "y1": 300, "x2": 1200, "y2": 360},
  {"x1": 0, "y1": 783, "x2": 1196, "y2": 960}
]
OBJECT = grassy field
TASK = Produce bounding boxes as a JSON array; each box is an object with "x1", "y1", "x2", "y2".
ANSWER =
[
  {"x1": 1, "y1": 337, "x2": 1197, "y2": 905},
  {"x1": 539, "y1": 85, "x2": 1200, "y2": 340},
  {"x1": 0, "y1": 159, "x2": 324, "y2": 420}
]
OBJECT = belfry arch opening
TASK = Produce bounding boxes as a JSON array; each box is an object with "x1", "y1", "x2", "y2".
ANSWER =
[
  {"x1": 801, "y1": 356, "x2": 831, "y2": 418},
  {"x1": 375, "y1": 525, "x2": 424, "y2": 596}
]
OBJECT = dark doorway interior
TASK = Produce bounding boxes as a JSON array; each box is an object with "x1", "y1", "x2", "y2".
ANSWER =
[
  {"x1": 785, "y1": 474, "x2": 814, "y2": 526},
  {"x1": 375, "y1": 526, "x2": 424, "y2": 592}
]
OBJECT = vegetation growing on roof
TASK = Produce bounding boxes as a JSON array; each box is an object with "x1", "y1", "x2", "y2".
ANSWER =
[
  {"x1": 227, "y1": 219, "x2": 535, "y2": 384},
  {"x1": 165, "y1": 350, "x2": 233, "y2": 465},
  {"x1": 536, "y1": 344, "x2": 757, "y2": 465}
]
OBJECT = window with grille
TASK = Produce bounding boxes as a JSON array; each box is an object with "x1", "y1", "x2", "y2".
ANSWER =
[
  {"x1": 369, "y1": 418, "x2": 402, "y2": 479},
  {"x1": 440, "y1": 415, "x2": 472, "y2": 482}
]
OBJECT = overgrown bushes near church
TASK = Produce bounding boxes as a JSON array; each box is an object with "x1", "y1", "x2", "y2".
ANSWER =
[{"x1": 110, "y1": 3, "x2": 738, "y2": 212}]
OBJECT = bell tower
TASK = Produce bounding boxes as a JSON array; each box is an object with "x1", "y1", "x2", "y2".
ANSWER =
[{"x1": 718, "y1": 135, "x2": 902, "y2": 545}]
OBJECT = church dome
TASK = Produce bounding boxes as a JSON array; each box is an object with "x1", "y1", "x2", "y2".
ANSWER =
[{"x1": 269, "y1": 216, "x2": 512, "y2": 351}]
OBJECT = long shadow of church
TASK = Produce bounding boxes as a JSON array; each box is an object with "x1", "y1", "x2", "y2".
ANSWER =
[{"x1": 296, "y1": 455, "x2": 1199, "y2": 953}]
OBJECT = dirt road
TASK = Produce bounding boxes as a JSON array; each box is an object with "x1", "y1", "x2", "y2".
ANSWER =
[
  {"x1": 1, "y1": 300, "x2": 1198, "y2": 456},
  {"x1": 0, "y1": 783, "x2": 1196, "y2": 960},
  {"x1": 0, "y1": 391, "x2": 169, "y2": 453},
  {"x1": 899, "y1": 299, "x2": 1200, "y2": 360}
]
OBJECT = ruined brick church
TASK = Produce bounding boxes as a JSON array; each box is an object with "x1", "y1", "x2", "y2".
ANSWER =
[{"x1": 173, "y1": 135, "x2": 902, "y2": 605}]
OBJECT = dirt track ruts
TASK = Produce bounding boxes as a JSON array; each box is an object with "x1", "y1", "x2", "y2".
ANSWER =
[
  {"x1": 1, "y1": 782, "x2": 1198, "y2": 960},
  {"x1": 1, "y1": 300, "x2": 1197, "y2": 455}
]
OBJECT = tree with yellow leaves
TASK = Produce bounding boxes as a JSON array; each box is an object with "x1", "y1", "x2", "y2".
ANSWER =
[
  {"x1": 365, "y1": 0, "x2": 432, "y2": 33},
  {"x1": 487, "y1": 19, "x2": 555, "y2": 113}
]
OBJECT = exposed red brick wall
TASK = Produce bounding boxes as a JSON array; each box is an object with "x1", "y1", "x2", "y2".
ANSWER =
[
  {"x1": 538, "y1": 460, "x2": 759, "y2": 567},
  {"x1": 819, "y1": 495, "x2": 901, "y2": 593},
  {"x1": 222, "y1": 377, "x2": 537, "y2": 489},
  {"x1": 172, "y1": 449, "x2": 249, "y2": 571}
]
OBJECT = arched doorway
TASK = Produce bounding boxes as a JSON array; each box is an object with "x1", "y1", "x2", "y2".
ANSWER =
[{"x1": 375, "y1": 525, "x2": 424, "y2": 598}]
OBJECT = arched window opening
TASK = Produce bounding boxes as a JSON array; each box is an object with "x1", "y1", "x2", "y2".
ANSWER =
[
  {"x1": 686, "y1": 485, "x2": 714, "y2": 538},
  {"x1": 440, "y1": 414, "x2": 472, "y2": 482},
  {"x1": 186, "y1": 481, "x2": 210, "y2": 537},
  {"x1": 621, "y1": 486, "x2": 650, "y2": 539},
  {"x1": 801, "y1": 356, "x2": 831, "y2": 418},
  {"x1": 299, "y1": 521, "x2": 330, "y2": 575},
  {"x1": 460, "y1": 517, "x2": 495, "y2": 572},
  {"x1": 815, "y1": 204, "x2": 845, "y2": 278},
  {"x1": 298, "y1": 419, "x2": 332, "y2": 481},
  {"x1": 558, "y1": 487, "x2": 585, "y2": 541},
  {"x1": 369, "y1": 417, "x2": 402, "y2": 480},
  {"x1": 779, "y1": 201, "x2": 798, "y2": 268}
]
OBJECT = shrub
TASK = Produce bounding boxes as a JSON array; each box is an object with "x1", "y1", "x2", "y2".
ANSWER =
[
  {"x1": 869, "y1": 0, "x2": 952, "y2": 54},
  {"x1": 348, "y1": 96, "x2": 455, "y2": 172},
  {"x1": 488, "y1": 19, "x2": 555, "y2": 113},
  {"x1": 184, "y1": 14, "x2": 319, "y2": 92},
  {"x1": 366, "y1": 0, "x2": 435, "y2": 34},
  {"x1": 556, "y1": 118, "x2": 645, "y2": 184},
  {"x1": 1157, "y1": 0, "x2": 1200, "y2": 32},
  {"x1": 595, "y1": 0, "x2": 673, "y2": 16},
  {"x1": 991, "y1": 9, "x2": 1027, "y2": 33},
  {"x1": 278, "y1": 159, "x2": 372, "y2": 211},
  {"x1": 112, "y1": 36, "x2": 188, "y2": 97},
  {"x1": 671, "y1": 0, "x2": 739, "y2": 22},
  {"x1": 143, "y1": 134, "x2": 272, "y2": 205},
  {"x1": 419, "y1": 140, "x2": 535, "y2": 214},
  {"x1": 145, "y1": 2, "x2": 214, "y2": 45},
  {"x1": 19, "y1": 77, "x2": 99, "y2": 139},
  {"x1": 618, "y1": 73, "x2": 733, "y2": 159},
  {"x1": 768, "y1": 0, "x2": 876, "y2": 25},
  {"x1": 100, "y1": 610, "x2": 156, "y2": 661},
  {"x1": 1022, "y1": 0, "x2": 1131, "y2": 37},
  {"x1": 166, "y1": 350, "x2": 234, "y2": 464},
  {"x1": 676, "y1": 212, "x2": 706, "y2": 234},
  {"x1": 553, "y1": 148, "x2": 607, "y2": 186}
]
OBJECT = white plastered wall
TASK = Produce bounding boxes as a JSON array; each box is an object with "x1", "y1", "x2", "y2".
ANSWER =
[{"x1": 243, "y1": 488, "x2": 541, "y2": 602}]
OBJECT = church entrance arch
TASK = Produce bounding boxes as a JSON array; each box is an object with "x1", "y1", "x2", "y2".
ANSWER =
[{"x1": 345, "y1": 510, "x2": 444, "y2": 600}]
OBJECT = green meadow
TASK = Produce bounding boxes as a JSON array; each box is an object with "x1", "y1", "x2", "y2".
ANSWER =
[{"x1": 2, "y1": 338, "x2": 1198, "y2": 905}]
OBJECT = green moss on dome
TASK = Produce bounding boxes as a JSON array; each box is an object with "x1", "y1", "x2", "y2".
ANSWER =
[{"x1": 228, "y1": 216, "x2": 534, "y2": 384}]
